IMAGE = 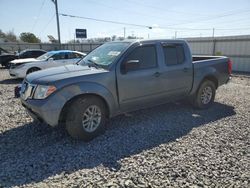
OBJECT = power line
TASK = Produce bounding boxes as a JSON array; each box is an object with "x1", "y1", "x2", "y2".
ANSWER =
[
  {"x1": 60, "y1": 13, "x2": 250, "y2": 31},
  {"x1": 39, "y1": 13, "x2": 56, "y2": 38},
  {"x1": 124, "y1": 0, "x2": 211, "y2": 16},
  {"x1": 84, "y1": 0, "x2": 190, "y2": 23},
  {"x1": 60, "y1": 13, "x2": 153, "y2": 29},
  {"x1": 165, "y1": 9, "x2": 250, "y2": 27},
  {"x1": 31, "y1": 0, "x2": 46, "y2": 32}
]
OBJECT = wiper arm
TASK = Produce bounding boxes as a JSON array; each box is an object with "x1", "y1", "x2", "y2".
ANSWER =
[
  {"x1": 87, "y1": 59, "x2": 100, "y2": 69},
  {"x1": 76, "y1": 58, "x2": 83, "y2": 65}
]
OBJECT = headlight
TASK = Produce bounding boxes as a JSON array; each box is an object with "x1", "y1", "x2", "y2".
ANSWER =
[
  {"x1": 33, "y1": 85, "x2": 57, "y2": 99},
  {"x1": 16, "y1": 64, "x2": 26, "y2": 69}
]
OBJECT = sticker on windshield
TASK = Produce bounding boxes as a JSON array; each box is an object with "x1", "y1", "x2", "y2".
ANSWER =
[{"x1": 108, "y1": 51, "x2": 121, "y2": 56}]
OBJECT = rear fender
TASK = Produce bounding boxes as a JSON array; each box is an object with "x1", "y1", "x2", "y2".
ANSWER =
[{"x1": 190, "y1": 67, "x2": 218, "y2": 96}]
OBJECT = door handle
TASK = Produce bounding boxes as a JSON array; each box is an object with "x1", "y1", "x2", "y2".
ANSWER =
[
  {"x1": 183, "y1": 68, "x2": 189, "y2": 72},
  {"x1": 153, "y1": 72, "x2": 161, "y2": 77}
]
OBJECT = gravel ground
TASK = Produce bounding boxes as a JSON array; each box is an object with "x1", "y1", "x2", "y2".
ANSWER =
[{"x1": 0, "y1": 67, "x2": 249, "y2": 187}]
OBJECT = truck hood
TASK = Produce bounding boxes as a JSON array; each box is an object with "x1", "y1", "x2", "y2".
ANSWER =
[
  {"x1": 26, "y1": 64, "x2": 108, "y2": 84},
  {"x1": 11, "y1": 58, "x2": 39, "y2": 64}
]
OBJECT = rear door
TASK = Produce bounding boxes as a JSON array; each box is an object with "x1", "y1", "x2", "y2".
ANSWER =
[
  {"x1": 116, "y1": 43, "x2": 164, "y2": 111},
  {"x1": 159, "y1": 43, "x2": 193, "y2": 98}
]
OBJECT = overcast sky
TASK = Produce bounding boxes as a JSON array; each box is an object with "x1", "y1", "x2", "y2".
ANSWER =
[{"x1": 0, "y1": 0, "x2": 250, "y2": 42}]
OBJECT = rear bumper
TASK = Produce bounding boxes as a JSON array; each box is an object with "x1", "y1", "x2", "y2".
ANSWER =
[
  {"x1": 226, "y1": 76, "x2": 231, "y2": 83},
  {"x1": 21, "y1": 98, "x2": 61, "y2": 127}
]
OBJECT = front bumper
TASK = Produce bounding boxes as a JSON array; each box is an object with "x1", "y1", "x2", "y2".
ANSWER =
[
  {"x1": 9, "y1": 68, "x2": 25, "y2": 78},
  {"x1": 21, "y1": 97, "x2": 62, "y2": 127}
]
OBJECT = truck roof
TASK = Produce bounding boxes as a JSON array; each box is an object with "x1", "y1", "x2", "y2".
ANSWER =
[{"x1": 112, "y1": 39, "x2": 187, "y2": 44}]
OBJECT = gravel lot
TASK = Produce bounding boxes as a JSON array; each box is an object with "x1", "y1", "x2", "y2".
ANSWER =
[{"x1": 0, "y1": 67, "x2": 249, "y2": 187}]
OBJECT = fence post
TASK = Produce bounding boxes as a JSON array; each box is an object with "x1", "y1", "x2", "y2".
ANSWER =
[
  {"x1": 212, "y1": 39, "x2": 216, "y2": 55},
  {"x1": 81, "y1": 44, "x2": 83, "y2": 52},
  {"x1": 90, "y1": 43, "x2": 93, "y2": 53}
]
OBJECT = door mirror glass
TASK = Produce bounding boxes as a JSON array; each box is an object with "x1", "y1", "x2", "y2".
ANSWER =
[
  {"x1": 48, "y1": 58, "x2": 54, "y2": 63},
  {"x1": 123, "y1": 60, "x2": 140, "y2": 73}
]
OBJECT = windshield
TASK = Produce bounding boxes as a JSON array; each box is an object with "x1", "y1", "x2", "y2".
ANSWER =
[
  {"x1": 79, "y1": 42, "x2": 130, "y2": 67},
  {"x1": 36, "y1": 51, "x2": 56, "y2": 61}
]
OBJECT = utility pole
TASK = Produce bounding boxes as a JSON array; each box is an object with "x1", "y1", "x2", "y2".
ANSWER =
[
  {"x1": 52, "y1": 0, "x2": 61, "y2": 45},
  {"x1": 123, "y1": 27, "x2": 126, "y2": 39},
  {"x1": 175, "y1": 31, "x2": 177, "y2": 39},
  {"x1": 212, "y1": 28, "x2": 215, "y2": 38}
]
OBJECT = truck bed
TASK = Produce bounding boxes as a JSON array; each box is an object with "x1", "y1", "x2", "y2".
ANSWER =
[
  {"x1": 191, "y1": 55, "x2": 230, "y2": 92},
  {"x1": 192, "y1": 55, "x2": 226, "y2": 62}
]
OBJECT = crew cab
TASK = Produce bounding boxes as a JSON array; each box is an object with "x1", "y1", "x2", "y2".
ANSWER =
[{"x1": 17, "y1": 39, "x2": 232, "y2": 141}]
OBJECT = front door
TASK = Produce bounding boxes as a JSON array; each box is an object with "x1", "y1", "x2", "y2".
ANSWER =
[{"x1": 117, "y1": 44, "x2": 163, "y2": 111}]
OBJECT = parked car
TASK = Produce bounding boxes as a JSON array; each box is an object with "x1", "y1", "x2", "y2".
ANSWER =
[
  {"x1": 9, "y1": 50, "x2": 86, "y2": 78},
  {"x1": 16, "y1": 39, "x2": 232, "y2": 141},
  {"x1": 0, "y1": 49, "x2": 46, "y2": 68}
]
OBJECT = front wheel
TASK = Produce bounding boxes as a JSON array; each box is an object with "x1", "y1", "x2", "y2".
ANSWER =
[
  {"x1": 193, "y1": 80, "x2": 216, "y2": 109},
  {"x1": 65, "y1": 96, "x2": 107, "y2": 141},
  {"x1": 27, "y1": 67, "x2": 40, "y2": 75}
]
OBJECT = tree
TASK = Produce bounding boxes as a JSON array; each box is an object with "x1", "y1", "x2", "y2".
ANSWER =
[
  {"x1": 0, "y1": 29, "x2": 6, "y2": 38},
  {"x1": 111, "y1": 35, "x2": 117, "y2": 41},
  {"x1": 0, "y1": 30, "x2": 17, "y2": 42},
  {"x1": 6, "y1": 31, "x2": 17, "y2": 42},
  {"x1": 127, "y1": 35, "x2": 137, "y2": 39},
  {"x1": 20, "y1": 32, "x2": 41, "y2": 43}
]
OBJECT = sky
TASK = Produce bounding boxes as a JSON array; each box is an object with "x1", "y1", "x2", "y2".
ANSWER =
[{"x1": 0, "y1": 0, "x2": 250, "y2": 42}]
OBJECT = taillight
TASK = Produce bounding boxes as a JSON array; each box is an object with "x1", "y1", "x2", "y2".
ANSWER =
[{"x1": 228, "y1": 59, "x2": 233, "y2": 75}]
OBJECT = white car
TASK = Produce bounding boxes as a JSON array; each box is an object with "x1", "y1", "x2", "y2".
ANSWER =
[{"x1": 9, "y1": 50, "x2": 86, "y2": 78}]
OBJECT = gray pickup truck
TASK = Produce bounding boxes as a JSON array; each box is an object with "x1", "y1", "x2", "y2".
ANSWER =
[{"x1": 18, "y1": 39, "x2": 232, "y2": 141}]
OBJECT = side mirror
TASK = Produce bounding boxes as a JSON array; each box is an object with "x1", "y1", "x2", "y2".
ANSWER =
[
  {"x1": 48, "y1": 58, "x2": 54, "y2": 63},
  {"x1": 122, "y1": 60, "x2": 140, "y2": 74}
]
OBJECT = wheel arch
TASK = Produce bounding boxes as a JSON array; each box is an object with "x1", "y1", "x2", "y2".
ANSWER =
[
  {"x1": 26, "y1": 67, "x2": 41, "y2": 75},
  {"x1": 200, "y1": 75, "x2": 218, "y2": 89},
  {"x1": 58, "y1": 93, "x2": 110, "y2": 125}
]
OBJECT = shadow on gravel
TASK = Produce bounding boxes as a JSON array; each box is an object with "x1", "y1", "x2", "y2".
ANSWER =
[
  {"x1": 0, "y1": 102, "x2": 236, "y2": 187},
  {"x1": 0, "y1": 78, "x2": 22, "y2": 85}
]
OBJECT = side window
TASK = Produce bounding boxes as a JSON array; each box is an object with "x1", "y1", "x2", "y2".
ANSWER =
[
  {"x1": 30, "y1": 51, "x2": 38, "y2": 58},
  {"x1": 69, "y1": 52, "x2": 83, "y2": 59},
  {"x1": 20, "y1": 51, "x2": 30, "y2": 58},
  {"x1": 35, "y1": 51, "x2": 44, "y2": 57},
  {"x1": 163, "y1": 44, "x2": 185, "y2": 66},
  {"x1": 52, "y1": 52, "x2": 66, "y2": 60},
  {"x1": 125, "y1": 45, "x2": 157, "y2": 71}
]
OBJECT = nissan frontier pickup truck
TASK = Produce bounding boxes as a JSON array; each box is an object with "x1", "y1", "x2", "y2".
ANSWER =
[{"x1": 17, "y1": 39, "x2": 232, "y2": 141}]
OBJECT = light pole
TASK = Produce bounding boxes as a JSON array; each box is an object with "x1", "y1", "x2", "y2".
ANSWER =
[{"x1": 51, "y1": 0, "x2": 61, "y2": 45}]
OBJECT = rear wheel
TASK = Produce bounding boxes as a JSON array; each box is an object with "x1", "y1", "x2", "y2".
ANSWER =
[
  {"x1": 193, "y1": 80, "x2": 216, "y2": 109},
  {"x1": 27, "y1": 67, "x2": 40, "y2": 75},
  {"x1": 65, "y1": 96, "x2": 107, "y2": 141}
]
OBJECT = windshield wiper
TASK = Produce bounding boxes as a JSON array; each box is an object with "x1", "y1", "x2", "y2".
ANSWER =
[{"x1": 87, "y1": 59, "x2": 101, "y2": 69}]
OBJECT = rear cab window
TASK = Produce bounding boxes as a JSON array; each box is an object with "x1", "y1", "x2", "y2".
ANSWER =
[{"x1": 162, "y1": 43, "x2": 185, "y2": 66}]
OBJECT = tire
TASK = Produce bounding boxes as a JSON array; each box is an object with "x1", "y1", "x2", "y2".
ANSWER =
[
  {"x1": 65, "y1": 96, "x2": 107, "y2": 141},
  {"x1": 27, "y1": 67, "x2": 40, "y2": 75},
  {"x1": 193, "y1": 80, "x2": 216, "y2": 109}
]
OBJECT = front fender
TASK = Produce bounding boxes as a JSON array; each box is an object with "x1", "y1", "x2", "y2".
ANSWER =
[{"x1": 50, "y1": 82, "x2": 118, "y2": 118}]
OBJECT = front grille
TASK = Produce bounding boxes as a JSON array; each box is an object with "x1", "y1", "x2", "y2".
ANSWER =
[{"x1": 21, "y1": 81, "x2": 36, "y2": 100}]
